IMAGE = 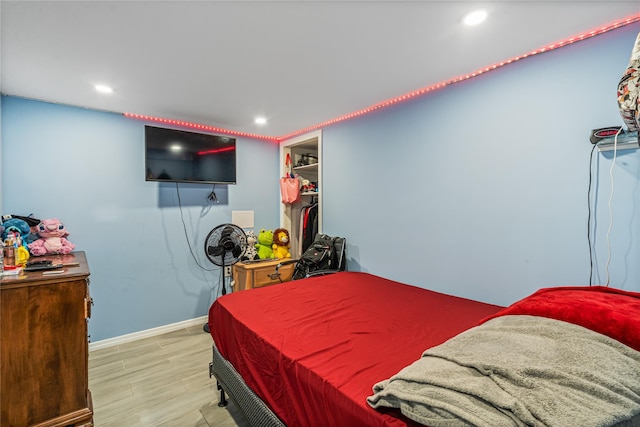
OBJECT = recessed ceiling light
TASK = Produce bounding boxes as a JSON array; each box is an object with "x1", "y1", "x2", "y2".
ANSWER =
[
  {"x1": 95, "y1": 84, "x2": 114, "y2": 94},
  {"x1": 254, "y1": 117, "x2": 267, "y2": 125},
  {"x1": 463, "y1": 10, "x2": 487, "y2": 26}
]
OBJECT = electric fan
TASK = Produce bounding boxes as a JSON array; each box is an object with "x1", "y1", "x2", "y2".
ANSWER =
[
  {"x1": 203, "y1": 223, "x2": 247, "y2": 333},
  {"x1": 204, "y1": 223, "x2": 247, "y2": 295}
]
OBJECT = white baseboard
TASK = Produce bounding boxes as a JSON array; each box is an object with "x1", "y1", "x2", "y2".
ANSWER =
[{"x1": 89, "y1": 315, "x2": 208, "y2": 352}]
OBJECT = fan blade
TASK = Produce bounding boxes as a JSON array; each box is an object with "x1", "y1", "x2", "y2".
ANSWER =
[
  {"x1": 220, "y1": 227, "x2": 234, "y2": 239},
  {"x1": 208, "y1": 245, "x2": 225, "y2": 257},
  {"x1": 232, "y1": 244, "x2": 243, "y2": 258}
]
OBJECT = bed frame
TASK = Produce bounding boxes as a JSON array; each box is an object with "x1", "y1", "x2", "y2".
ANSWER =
[{"x1": 210, "y1": 343, "x2": 285, "y2": 427}]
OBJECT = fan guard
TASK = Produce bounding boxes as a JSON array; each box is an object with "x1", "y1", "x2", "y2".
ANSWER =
[{"x1": 205, "y1": 224, "x2": 247, "y2": 267}]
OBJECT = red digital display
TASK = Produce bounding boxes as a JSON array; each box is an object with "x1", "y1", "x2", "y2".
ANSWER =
[{"x1": 594, "y1": 129, "x2": 621, "y2": 137}]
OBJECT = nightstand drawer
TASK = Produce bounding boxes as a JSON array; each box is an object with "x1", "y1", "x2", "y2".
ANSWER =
[
  {"x1": 233, "y1": 259, "x2": 295, "y2": 291},
  {"x1": 253, "y1": 262, "x2": 294, "y2": 288}
]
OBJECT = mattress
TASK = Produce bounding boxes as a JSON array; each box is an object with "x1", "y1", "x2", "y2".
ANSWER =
[{"x1": 208, "y1": 271, "x2": 504, "y2": 427}]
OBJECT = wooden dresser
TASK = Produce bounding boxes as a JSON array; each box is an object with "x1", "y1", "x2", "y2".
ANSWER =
[
  {"x1": 1, "y1": 251, "x2": 93, "y2": 427},
  {"x1": 232, "y1": 258, "x2": 295, "y2": 292}
]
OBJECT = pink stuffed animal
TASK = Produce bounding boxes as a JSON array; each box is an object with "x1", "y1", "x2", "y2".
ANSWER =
[{"x1": 28, "y1": 218, "x2": 75, "y2": 256}]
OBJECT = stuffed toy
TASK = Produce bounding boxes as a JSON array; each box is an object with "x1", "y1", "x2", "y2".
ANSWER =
[
  {"x1": 255, "y1": 229, "x2": 274, "y2": 259},
  {"x1": 242, "y1": 230, "x2": 259, "y2": 261},
  {"x1": 2, "y1": 218, "x2": 31, "y2": 243},
  {"x1": 272, "y1": 228, "x2": 291, "y2": 259},
  {"x1": 28, "y1": 218, "x2": 76, "y2": 256},
  {"x1": 2, "y1": 217, "x2": 32, "y2": 265},
  {"x1": 2, "y1": 214, "x2": 41, "y2": 244}
]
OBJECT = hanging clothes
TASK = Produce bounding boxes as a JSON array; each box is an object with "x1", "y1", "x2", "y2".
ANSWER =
[
  {"x1": 298, "y1": 206, "x2": 306, "y2": 253},
  {"x1": 300, "y1": 200, "x2": 318, "y2": 253}
]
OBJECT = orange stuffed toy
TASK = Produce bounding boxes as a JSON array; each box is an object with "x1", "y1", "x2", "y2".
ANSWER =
[{"x1": 272, "y1": 228, "x2": 291, "y2": 259}]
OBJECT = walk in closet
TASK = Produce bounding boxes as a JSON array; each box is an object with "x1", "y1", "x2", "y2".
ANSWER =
[{"x1": 279, "y1": 130, "x2": 322, "y2": 258}]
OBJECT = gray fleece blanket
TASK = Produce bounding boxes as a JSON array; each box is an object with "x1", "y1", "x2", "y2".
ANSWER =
[{"x1": 367, "y1": 315, "x2": 640, "y2": 427}]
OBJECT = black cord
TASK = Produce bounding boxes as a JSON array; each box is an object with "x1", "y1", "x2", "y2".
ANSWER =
[
  {"x1": 208, "y1": 184, "x2": 218, "y2": 202},
  {"x1": 587, "y1": 143, "x2": 597, "y2": 286},
  {"x1": 175, "y1": 182, "x2": 215, "y2": 271}
]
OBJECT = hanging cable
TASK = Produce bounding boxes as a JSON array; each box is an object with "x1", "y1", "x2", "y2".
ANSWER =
[
  {"x1": 208, "y1": 184, "x2": 218, "y2": 203},
  {"x1": 176, "y1": 182, "x2": 215, "y2": 271},
  {"x1": 603, "y1": 126, "x2": 624, "y2": 287},
  {"x1": 587, "y1": 142, "x2": 597, "y2": 286}
]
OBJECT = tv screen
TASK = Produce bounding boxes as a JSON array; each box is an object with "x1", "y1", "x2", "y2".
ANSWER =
[{"x1": 145, "y1": 125, "x2": 236, "y2": 184}]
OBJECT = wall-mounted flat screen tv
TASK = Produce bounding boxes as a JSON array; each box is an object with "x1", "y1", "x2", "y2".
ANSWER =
[{"x1": 145, "y1": 125, "x2": 236, "y2": 184}]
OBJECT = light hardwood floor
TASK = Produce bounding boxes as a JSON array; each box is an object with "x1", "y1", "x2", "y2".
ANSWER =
[{"x1": 88, "y1": 325, "x2": 251, "y2": 427}]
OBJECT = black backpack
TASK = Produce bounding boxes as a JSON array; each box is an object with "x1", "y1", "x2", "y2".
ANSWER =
[{"x1": 292, "y1": 234, "x2": 346, "y2": 280}]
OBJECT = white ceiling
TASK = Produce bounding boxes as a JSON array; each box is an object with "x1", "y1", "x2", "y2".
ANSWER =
[{"x1": 2, "y1": 1, "x2": 639, "y2": 139}]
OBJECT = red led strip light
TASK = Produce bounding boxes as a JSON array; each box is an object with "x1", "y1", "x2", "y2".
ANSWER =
[
  {"x1": 197, "y1": 146, "x2": 236, "y2": 155},
  {"x1": 123, "y1": 113, "x2": 280, "y2": 143},
  {"x1": 125, "y1": 13, "x2": 640, "y2": 143}
]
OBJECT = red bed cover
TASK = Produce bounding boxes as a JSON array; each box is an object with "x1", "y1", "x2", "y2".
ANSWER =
[{"x1": 209, "y1": 272, "x2": 503, "y2": 427}]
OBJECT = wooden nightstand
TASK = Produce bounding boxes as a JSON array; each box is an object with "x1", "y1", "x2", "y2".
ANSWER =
[{"x1": 232, "y1": 259, "x2": 295, "y2": 292}]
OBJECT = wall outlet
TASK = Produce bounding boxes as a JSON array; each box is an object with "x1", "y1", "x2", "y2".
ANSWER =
[{"x1": 224, "y1": 266, "x2": 232, "y2": 277}]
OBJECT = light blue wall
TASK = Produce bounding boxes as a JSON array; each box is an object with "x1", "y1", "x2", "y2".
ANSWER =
[
  {"x1": 321, "y1": 24, "x2": 640, "y2": 305},
  {"x1": 1, "y1": 98, "x2": 280, "y2": 341},
  {"x1": 2, "y1": 24, "x2": 639, "y2": 340}
]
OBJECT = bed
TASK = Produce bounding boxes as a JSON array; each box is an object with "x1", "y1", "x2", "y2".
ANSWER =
[{"x1": 208, "y1": 271, "x2": 640, "y2": 427}]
